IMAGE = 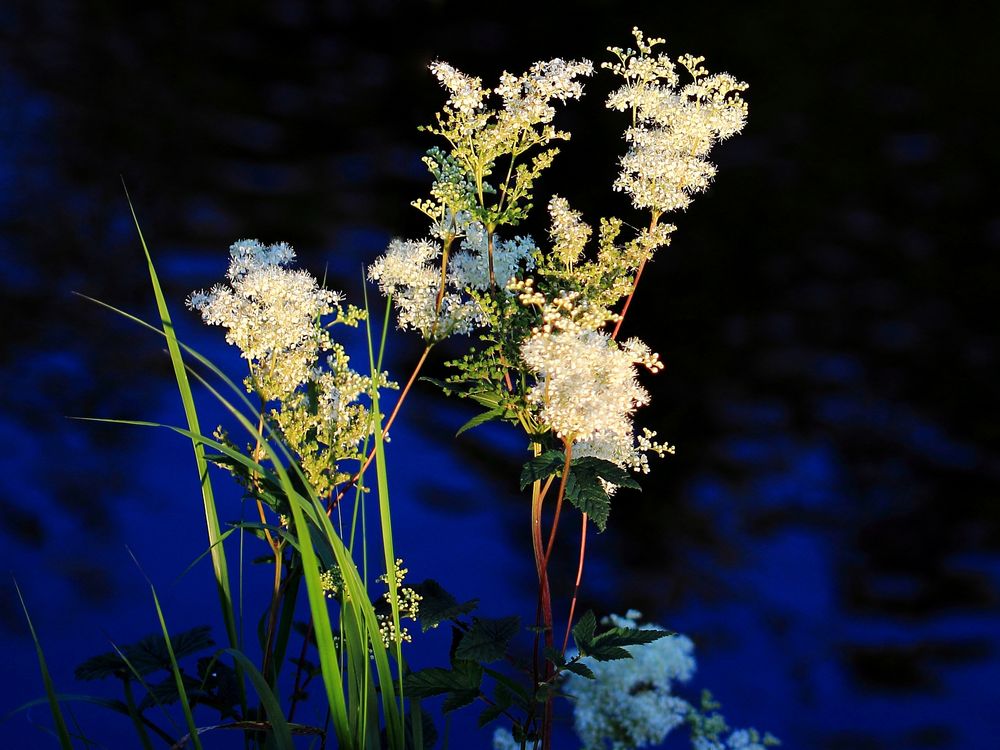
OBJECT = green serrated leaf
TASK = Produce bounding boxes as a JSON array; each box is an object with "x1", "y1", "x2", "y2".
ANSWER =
[
  {"x1": 572, "y1": 611, "x2": 597, "y2": 652},
  {"x1": 455, "y1": 616, "x2": 520, "y2": 663},
  {"x1": 590, "y1": 626, "x2": 672, "y2": 658},
  {"x1": 477, "y1": 697, "x2": 509, "y2": 728},
  {"x1": 519, "y1": 450, "x2": 566, "y2": 491},
  {"x1": 404, "y1": 660, "x2": 482, "y2": 699},
  {"x1": 456, "y1": 407, "x2": 504, "y2": 437},
  {"x1": 403, "y1": 668, "x2": 460, "y2": 699},
  {"x1": 573, "y1": 456, "x2": 641, "y2": 491},
  {"x1": 482, "y1": 667, "x2": 531, "y2": 709},
  {"x1": 411, "y1": 579, "x2": 479, "y2": 632},
  {"x1": 75, "y1": 626, "x2": 215, "y2": 681},
  {"x1": 583, "y1": 626, "x2": 673, "y2": 662},
  {"x1": 543, "y1": 647, "x2": 565, "y2": 668},
  {"x1": 564, "y1": 470, "x2": 611, "y2": 531},
  {"x1": 563, "y1": 661, "x2": 596, "y2": 680},
  {"x1": 442, "y1": 689, "x2": 480, "y2": 713},
  {"x1": 137, "y1": 674, "x2": 202, "y2": 712}
]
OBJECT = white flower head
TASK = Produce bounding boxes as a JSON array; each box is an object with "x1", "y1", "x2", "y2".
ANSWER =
[
  {"x1": 448, "y1": 221, "x2": 537, "y2": 291},
  {"x1": 494, "y1": 57, "x2": 595, "y2": 129},
  {"x1": 521, "y1": 327, "x2": 659, "y2": 443},
  {"x1": 187, "y1": 239, "x2": 340, "y2": 400},
  {"x1": 226, "y1": 238, "x2": 296, "y2": 280},
  {"x1": 606, "y1": 30, "x2": 748, "y2": 216},
  {"x1": 368, "y1": 238, "x2": 481, "y2": 341},
  {"x1": 429, "y1": 61, "x2": 490, "y2": 117}
]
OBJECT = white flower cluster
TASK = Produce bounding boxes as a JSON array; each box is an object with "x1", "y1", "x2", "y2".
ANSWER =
[
  {"x1": 369, "y1": 220, "x2": 536, "y2": 341},
  {"x1": 429, "y1": 61, "x2": 490, "y2": 122},
  {"x1": 190, "y1": 240, "x2": 386, "y2": 497},
  {"x1": 494, "y1": 58, "x2": 595, "y2": 131},
  {"x1": 429, "y1": 56, "x2": 593, "y2": 163},
  {"x1": 492, "y1": 728, "x2": 520, "y2": 750},
  {"x1": 693, "y1": 729, "x2": 773, "y2": 750},
  {"x1": 606, "y1": 29, "x2": 748, "y2": 215},
  {"x1": 187, "y1": 239, "x2": 341, "y2": 400},
  {"x1": 367, "y1": 238, "x2": 481, "y2": 340},
  {"x1": 522, "y1": 328, "x2": 657, "y2": 444},
  {"x1": 449, "y1": 219, "x2": 537, "y2": 291},
  {"x1": 520, "y1": 292, "x2": 663, "y2": 451},
  {"x1": 564, "y1": 611, "x2": 695, "y2": 750},
  {"x1": 495, "y1": 611, "x2": 777, "y2": 750}
]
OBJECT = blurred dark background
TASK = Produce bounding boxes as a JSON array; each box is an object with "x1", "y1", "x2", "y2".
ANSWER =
[{"x1": 2, "y1": 1, "x2": 999, "y2": 748}]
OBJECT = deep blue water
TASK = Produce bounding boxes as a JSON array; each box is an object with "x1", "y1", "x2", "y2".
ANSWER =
[{"x1": 2, "y1": 2, "x2": 999, "y2": 749}]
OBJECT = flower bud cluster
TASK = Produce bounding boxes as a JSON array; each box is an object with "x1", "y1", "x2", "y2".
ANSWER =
[
  {"x1": 547, "y1": 195, "x2": 592, "y2": 269},
  {"x1": 376, "y1": 558, "x2": 422, "y2": 648}
]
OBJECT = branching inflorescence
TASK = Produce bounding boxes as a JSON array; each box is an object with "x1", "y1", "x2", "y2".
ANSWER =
[{"x1": 364, "y1": 26, "x2": 749, "y2": 750}]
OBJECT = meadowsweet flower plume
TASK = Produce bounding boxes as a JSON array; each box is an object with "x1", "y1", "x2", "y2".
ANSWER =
[
  {"x1": 190, "y1": 239, "x2": 391, "y2": 497},
  {"x1": 187, "y1": 239, "x2": 341, "y2": 401},
  {"x1": 605, "y1": 28, "x2": 748, "y2": 217},
  {"x1": 520, "y1": 294, "x2": 662, "y2": 444}
]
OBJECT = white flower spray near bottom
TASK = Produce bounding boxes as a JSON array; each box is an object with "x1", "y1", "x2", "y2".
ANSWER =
[{"x1": 493, "y1": 612, "x2": 779, "y2": 750}]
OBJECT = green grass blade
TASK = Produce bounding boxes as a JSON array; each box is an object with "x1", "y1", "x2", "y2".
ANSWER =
[
  {"x1": 142, "y1": 573, "x2": 203, "y2": 750},
  {"x1": 122, "y1": 678, "x2": 156, "y2": 750},
  {"x1": 122, "y1": 192, "x2": 239, "y2": 664},
  {"x1": 270, "y1": 567, "x2": 301, "y2": 685},
  {"x1": 11, "y1": 578, "x2": 73, "y2": 749},
  {"x1": 277, "y1": 470, "x2": 352, "y2": 747},
  {"x1": 173, "y1": 528, "x2": 237, "y2": 585},
  {"x1": 222, "y1": 649, "x2": 294, "y2": 750},
  {"x1": 109, "y1": 640, "x2": 181, "y2": 733},
  {"x1": 83, "y1": 273, "x2": 402, "y2": 749},
  {"x1": 365, "y1": 292, "x2": 406, "y2": 741}
]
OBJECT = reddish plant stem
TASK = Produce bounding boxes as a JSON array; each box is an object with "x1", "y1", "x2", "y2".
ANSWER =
[
  {"x1": 562, "y1": 514, "x2": 588, "y2": 654},
  {"x1": 487, "y1": 228, "x2": 497, "y2": 292},
  {"x1": 610, "y1": 257, "x2": 646, "y2": 341},
  {"x1": 540, "y1": 441, "x2": 573, "y2": 574},
  {"x1": 329, "y1": 345, "x2": 432, "y2": 510},
  {"x1": 532, "y1": 441, "x2": 573, "y2": 750},
  {"x1": 611, "y1": 213, "x2": 660, "y2": 341}
]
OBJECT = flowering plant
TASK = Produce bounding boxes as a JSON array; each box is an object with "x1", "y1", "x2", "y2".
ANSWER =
[{"x1": 14, "y1": 28, "x2": 776, "y2": 750}]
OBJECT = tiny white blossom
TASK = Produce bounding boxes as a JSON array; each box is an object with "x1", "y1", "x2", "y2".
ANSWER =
[{"x1": 429, "y1": 61, "x2": 489, "y2": 118}]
